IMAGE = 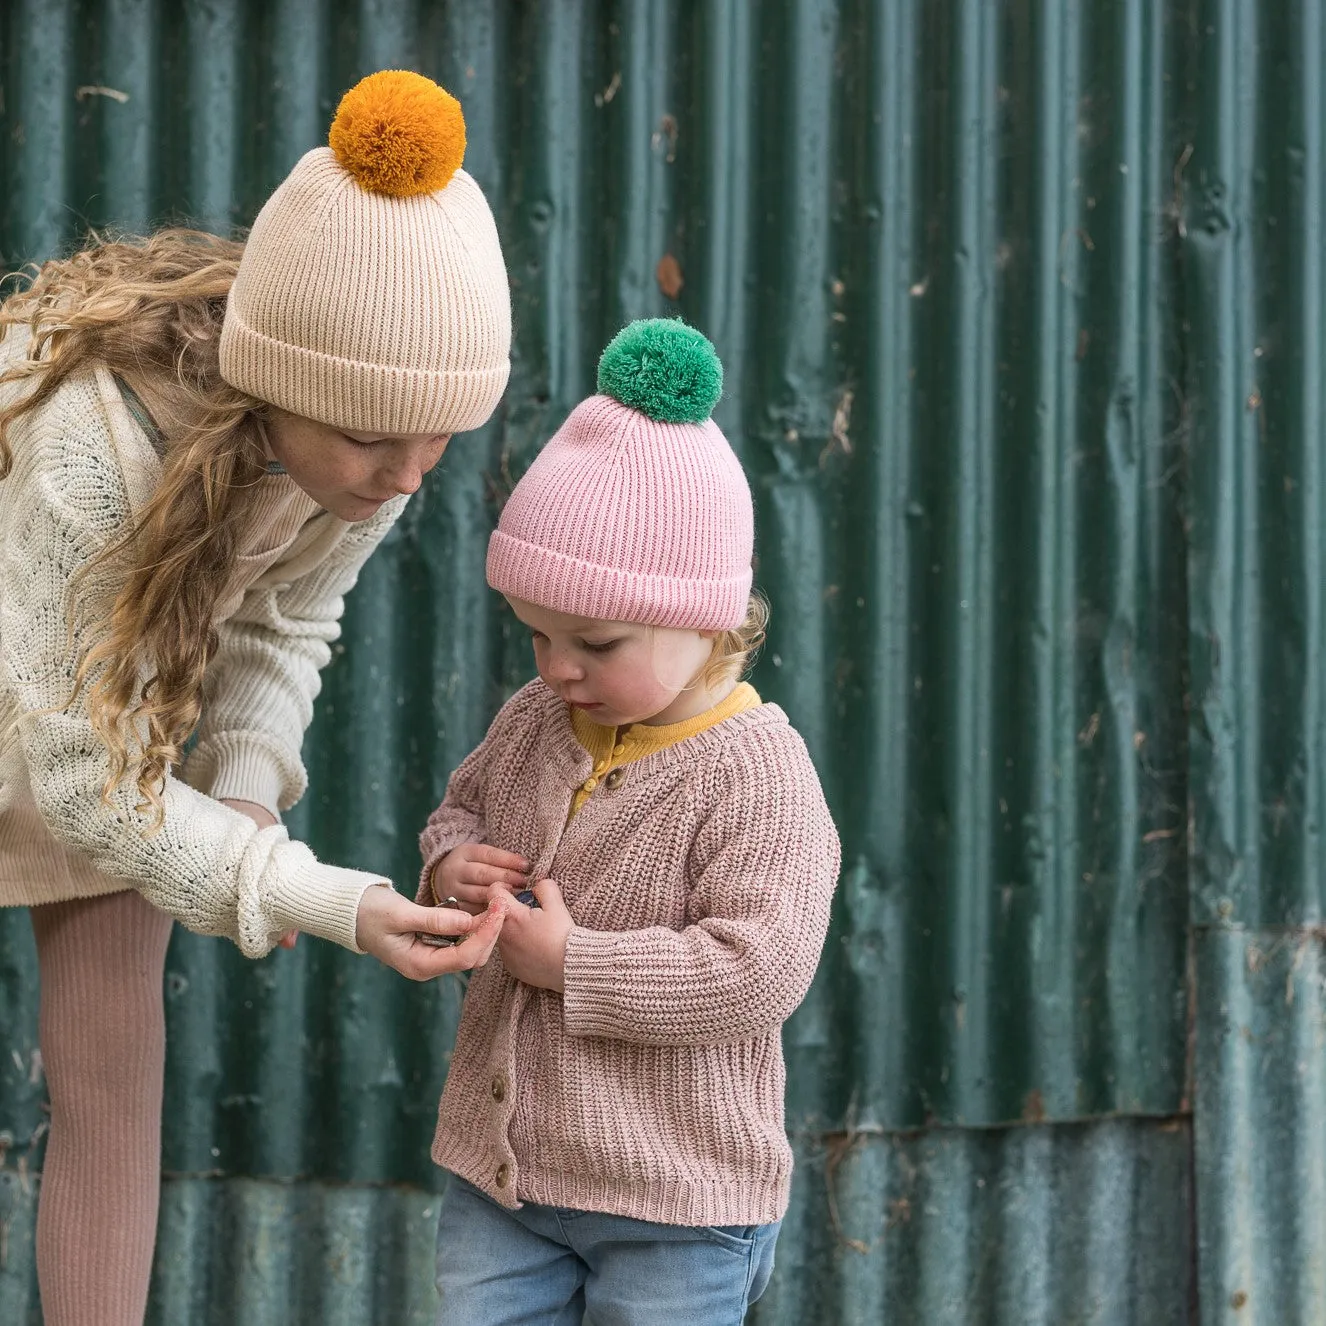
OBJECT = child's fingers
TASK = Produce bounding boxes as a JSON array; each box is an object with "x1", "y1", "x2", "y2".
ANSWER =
[
  {"x1": 531, "y1": 878, "x2": 567, "y2": 913},
  {"x1": 464, "y1": 844, "x2": 530, "y2": 873},
  {"x1": 456, "y1": 861, "x2": 527, "y2": 890},
  {"x1": 445, "y1": 883, "x2": 491, "y2": 916}
]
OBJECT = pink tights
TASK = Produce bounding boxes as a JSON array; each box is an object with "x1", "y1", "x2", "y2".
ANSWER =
[{"x1": 30, "y1": 890, "x2": 173, "y2": 1326}]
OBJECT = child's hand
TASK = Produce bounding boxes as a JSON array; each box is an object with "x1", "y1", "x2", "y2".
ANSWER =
[
  {"x1": 432, "y1": 843, "x2": 529, "y2": 914},
  {"x1": 493, "y1": 879, "x2": 573, "y2": 992}
]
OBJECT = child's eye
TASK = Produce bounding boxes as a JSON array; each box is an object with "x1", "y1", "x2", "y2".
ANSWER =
[
  {"x1": 529, "y1": 630, "x2": 548, "y2": 644},
  {"x1": 581, "y1": 639, "x2": 620, "y2": 655}
]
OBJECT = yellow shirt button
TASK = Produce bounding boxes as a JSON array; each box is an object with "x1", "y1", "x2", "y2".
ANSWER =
[
  {"x1": 582, "y1": 777, "x2": 598, "y2": 792},
  {"x1": 612, "y1": 744, "x2": 626, "y2": 756},
  {"x1": 594, "y1": 760, "x2": 608, "y2": 774}
]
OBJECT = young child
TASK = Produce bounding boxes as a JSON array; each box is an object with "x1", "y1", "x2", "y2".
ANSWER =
[{"x1": 418, "y1": 319, "x2": 841, "y2": 1322}]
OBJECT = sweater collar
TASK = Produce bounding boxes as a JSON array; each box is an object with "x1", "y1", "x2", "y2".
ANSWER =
[{"x1": 570, "y1": 682, "x2": 762, "y2": 765}]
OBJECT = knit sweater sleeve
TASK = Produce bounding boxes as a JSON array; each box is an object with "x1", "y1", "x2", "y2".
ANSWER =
[
  {"x1": 562, "y1": 725, "x2": 841, "y2": 1047},
  {"x1": 0, "y1": 417, "x2": 387, "y2": 958},
  {"x1": 416, "y1": 742, "x2": 489, "y2": 904},
  {"x1": 181, "y1": 498, "x2": 407, "y2": 816},
  {"x1": 415, "y1": 682, "x2": 550, "y2": 903}
]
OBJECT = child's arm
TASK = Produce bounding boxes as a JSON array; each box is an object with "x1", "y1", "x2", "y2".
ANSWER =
[
  {"x1": 418, "y1": 742, "x2": 491, "y2": 904},
  {"x1": 417, "y1": 685, "x2": 545, "y2": 907},
  {"x1": 559, "y1": 729, "x2": 841, "y2": 1047}
]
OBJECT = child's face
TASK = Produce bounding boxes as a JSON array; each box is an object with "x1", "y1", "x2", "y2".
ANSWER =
[
  {"x1": 507, "y1": 598, "x2": 717, "y2": 727},
  {"x1": 263, "y1": 408, "x2": 452, "y2": 522}
]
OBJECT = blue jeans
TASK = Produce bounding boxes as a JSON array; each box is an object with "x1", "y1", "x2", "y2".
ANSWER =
[{"x1": 434, "y1": 1175, "x2": 780, "y2": 1325}]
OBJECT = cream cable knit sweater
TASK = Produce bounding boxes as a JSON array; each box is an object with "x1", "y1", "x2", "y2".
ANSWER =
[
  {"x1": 420, "y1": 680, "x2": 841, "y2": 1226},
  {"x1": 0, "y1": 332, "x2": 402, "y2": 954}
]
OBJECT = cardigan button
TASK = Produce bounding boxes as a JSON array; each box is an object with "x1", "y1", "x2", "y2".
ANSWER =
[
  {"x1": 604, "y1": 770, "x2": 624, "y2": 790},
  {"x1": 495, "y1": 1163, "x2": 510, "y2": 1188},
  {"x1": 491, "y1": 1076, "x2": 506, "y2": 1103}
]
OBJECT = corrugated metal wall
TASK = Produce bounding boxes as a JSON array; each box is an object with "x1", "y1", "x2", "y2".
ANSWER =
[{"x1": 0, "y1": 0, "x2": 1313, "y2": 1320}]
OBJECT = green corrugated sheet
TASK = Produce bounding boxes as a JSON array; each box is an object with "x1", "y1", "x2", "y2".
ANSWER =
[{"x1": 0, "y1": 0, "x2": 1319, "y2": 1320}]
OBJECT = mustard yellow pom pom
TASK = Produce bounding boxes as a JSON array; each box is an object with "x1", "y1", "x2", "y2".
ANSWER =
[{"x1": 328, "y1": 69, "x2": 466, "y2": 197}]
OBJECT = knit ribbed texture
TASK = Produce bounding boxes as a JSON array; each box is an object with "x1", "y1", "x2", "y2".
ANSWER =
[
  {"x1": 220, "y1": 150, "x2": 511, "y2": 435},
  {"x1": 486, "y1": 395, "x2": 754, "y2": 631},
  {"x1": 31, "y1": 889, "x2": 174, "y2": 1326},
  {"x1": 419, "y1": 680, "x2": 840, "y2": 1226},
  {"x1": 0, "y1": 332, "x2": 391, "y2": 953}
]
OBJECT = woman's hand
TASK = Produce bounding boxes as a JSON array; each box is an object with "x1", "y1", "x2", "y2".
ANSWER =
[
  {"x1": 494, "y1": 879, "x2": 573, "y2": 993},
  {"x1": 430, "y1": 843, "x2": 529, "y2": 915},
  {"x1": 221, "y1": 797, "x2": 299, "y2": 949},
  {"x1": 355, "y1": 884, "x2": 509, "y2": 980}
]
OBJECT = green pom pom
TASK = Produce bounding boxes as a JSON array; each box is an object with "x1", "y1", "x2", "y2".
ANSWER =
[{"x1": 596, "y1": 319, "x2": 723, "y2": 424}]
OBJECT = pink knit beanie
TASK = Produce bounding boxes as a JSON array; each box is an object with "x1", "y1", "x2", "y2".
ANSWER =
[{"x1": 487, "y1": 319, "x2": 753, "y2": 631}]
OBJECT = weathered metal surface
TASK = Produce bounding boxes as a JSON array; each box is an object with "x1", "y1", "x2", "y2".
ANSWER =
[
  {"x1": 0, "y1": 1120, "x2": 1193, "y2": 1326},
  {"x1": 1181, "y1": 0, "x2": 1326, "y2": 1319},
  {"x1": 1193, "y1": 928, "x2": 1326, "y2": 1326},
  {"x1": 1, "y1": 0, "x2": 1316, "y2": 1320}
]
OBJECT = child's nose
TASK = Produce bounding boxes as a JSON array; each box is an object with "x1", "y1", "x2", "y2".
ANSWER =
[{"x1": 544, "y1": 648, "x2": 584, "y2": 682}]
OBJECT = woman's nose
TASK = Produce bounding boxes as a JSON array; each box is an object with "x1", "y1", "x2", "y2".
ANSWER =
[{"x1": 384, "y1": 457, "x2": 424, "y2": 496}]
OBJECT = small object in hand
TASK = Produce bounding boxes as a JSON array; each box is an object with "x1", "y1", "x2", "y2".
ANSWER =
[
  {"x1": 418, "y1": 895, "x2": 466, "y2": 948},
  {"x1": 515, "y1": 889, "x2": 541, "y2": 909}
]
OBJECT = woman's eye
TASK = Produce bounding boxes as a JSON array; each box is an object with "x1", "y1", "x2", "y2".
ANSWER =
[{"x1": 343, "y1": 434, "x2": 379, "y2": 449}]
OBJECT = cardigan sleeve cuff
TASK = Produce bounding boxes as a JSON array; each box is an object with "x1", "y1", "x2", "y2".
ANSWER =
[
  {"x1": 561, "y1": 926, "x2": 643, "y2": 1039},
  {"x1": 267, "y1": 859, "x2": 388, "y2": 954}
]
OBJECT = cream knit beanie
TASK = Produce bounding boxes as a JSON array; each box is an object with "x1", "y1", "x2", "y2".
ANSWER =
[{"x1": 220, "y1": 70, "x2": 510, "y2": 435}]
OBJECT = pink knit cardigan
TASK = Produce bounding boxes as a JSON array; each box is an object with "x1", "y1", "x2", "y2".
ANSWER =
[{"x1": 418, "y1": 679, "x2": 841, "y2": 1226}]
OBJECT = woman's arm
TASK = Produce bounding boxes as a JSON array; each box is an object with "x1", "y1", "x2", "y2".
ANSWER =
[
  {"x1": 181, "y1": 498, "x2": 407, "y2": 817},
  {"x1": 1, "y1": 426, "x2": 496, "y2": 972}
]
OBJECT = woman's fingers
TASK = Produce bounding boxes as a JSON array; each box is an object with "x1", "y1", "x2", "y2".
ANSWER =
[{"x1": 403, "y1": 899, "x2": 508, "y2": 979}]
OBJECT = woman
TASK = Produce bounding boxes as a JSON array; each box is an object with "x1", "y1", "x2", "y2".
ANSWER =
[{"x1": 0, "y1": 70, "x2": 509, "y2": 1324}]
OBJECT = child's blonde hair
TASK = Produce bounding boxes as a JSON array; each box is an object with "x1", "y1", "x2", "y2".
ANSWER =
[
  {"x1": 0, "y1": 229, "x2": 265, "y2": 821},
  {"x1": 699, "y1": 591, "x2": 769, "y2": 690}
]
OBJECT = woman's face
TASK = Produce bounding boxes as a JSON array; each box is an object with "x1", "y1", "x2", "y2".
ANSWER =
[{"x1": 263, "y1": 408, "x2": 452, "y2": 522}]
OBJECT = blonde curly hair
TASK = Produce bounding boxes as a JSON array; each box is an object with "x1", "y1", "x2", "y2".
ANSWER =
[
  {"x1": 700, "y1": 592, "x2": 769, "y2": 689},
  {"x1": 0, "y1": 229, "x2": 267, "y2": 821}
]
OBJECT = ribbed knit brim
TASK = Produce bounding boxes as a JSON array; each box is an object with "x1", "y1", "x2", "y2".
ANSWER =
[{"x1": 221, "y1": 311, "x2": 509, "y2": 435}]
